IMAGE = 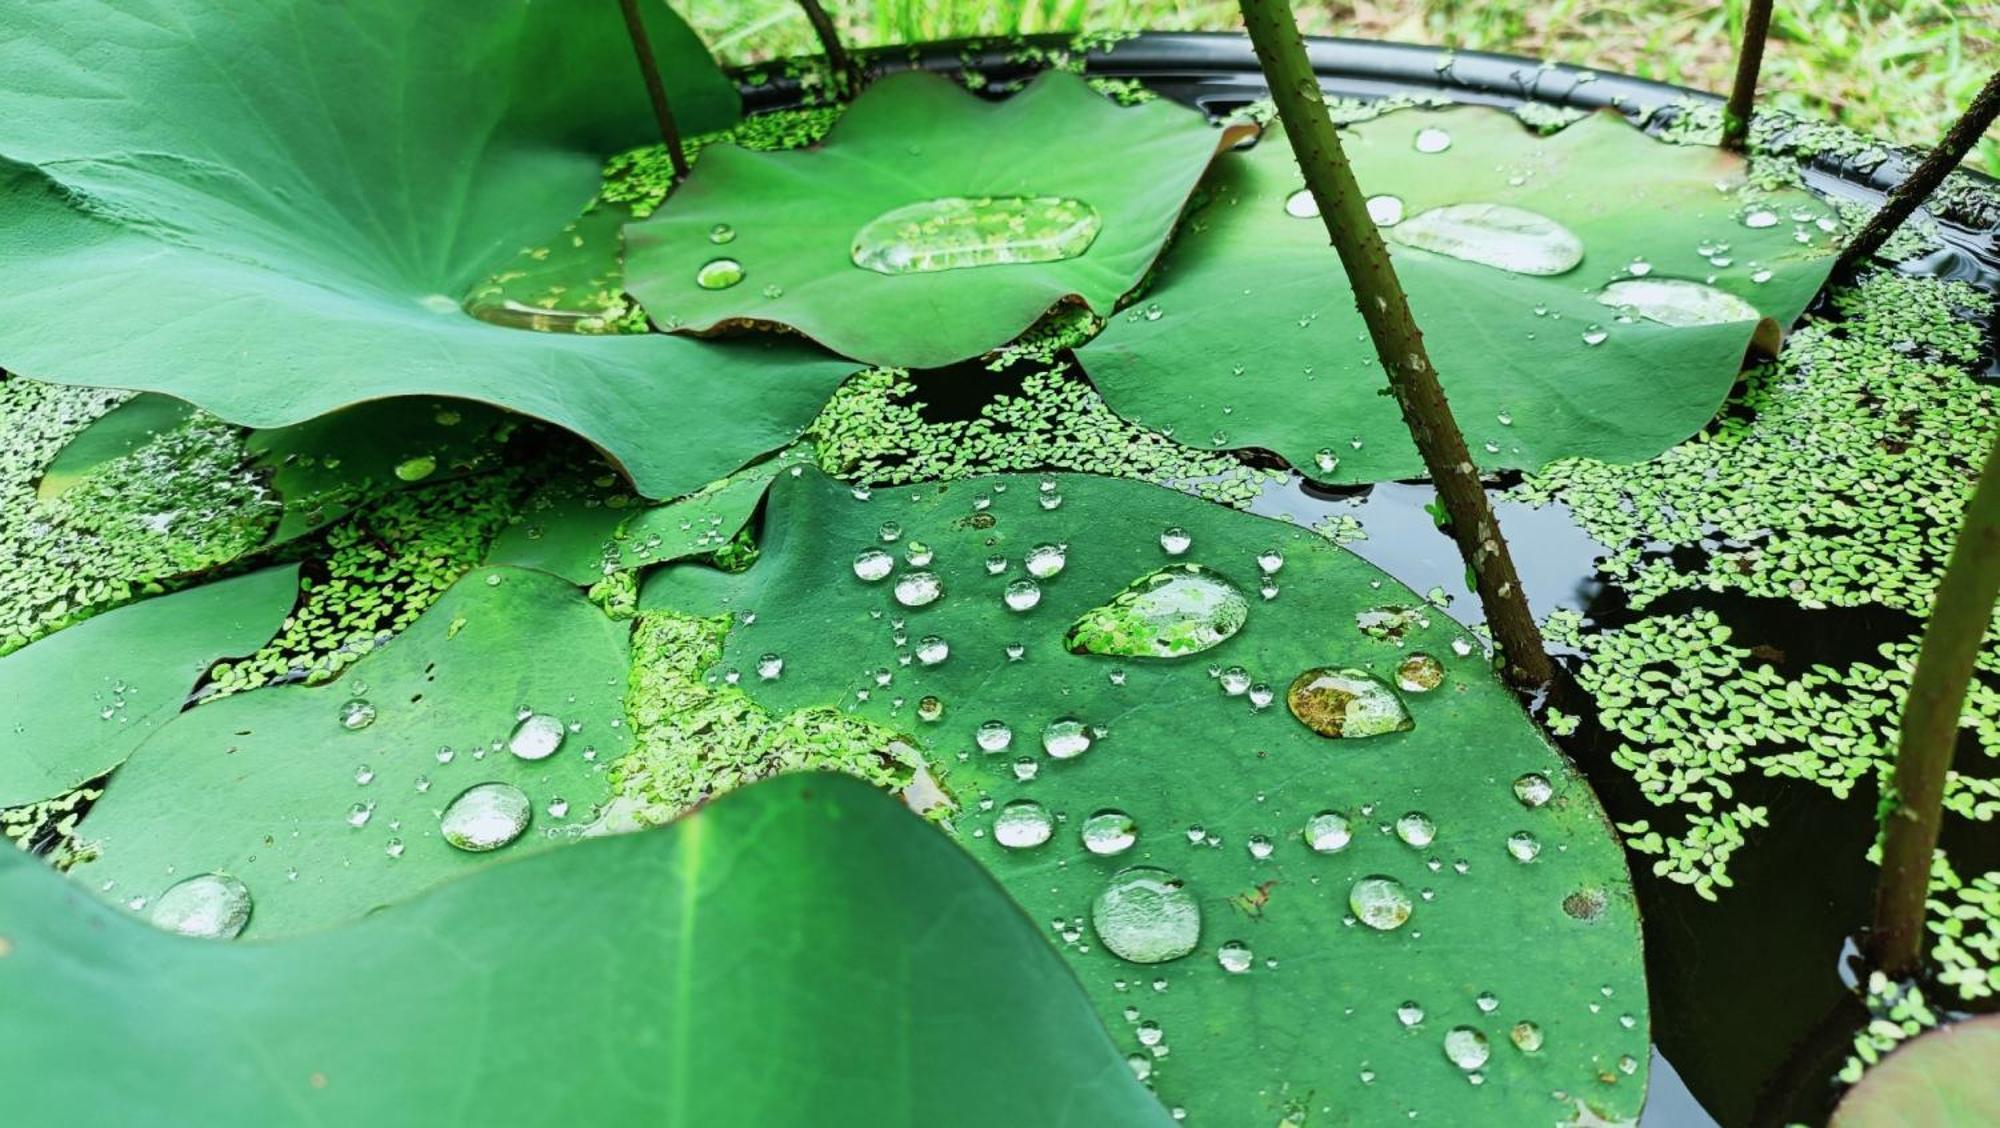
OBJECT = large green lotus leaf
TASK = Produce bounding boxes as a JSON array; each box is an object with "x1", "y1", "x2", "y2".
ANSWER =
[
  {"x1": 1076, "y1": 107, "x2": 1839, "y2": 482},
  {"x1": 2, "y1": 774, "x2": 1168, "y2": 1125},
  {"x1": 641, "y1": 468, "x2": 1650, "y2": 1125},
  {"x1": 0, "y1": 0, "x2": 853, "y2": 500},
  {"x1": 0, "y1": 566, "x2": 298, "y2": 809},
  {"x1": 66, "y1": 565, "x2": 631, "y2": 937},
  {"x1": 622, "y1": 70, "x2": 1242, "y2": 368},
  {"x1": 1832, "y1": 1017, "x2": 2000, "y2": 1128}
]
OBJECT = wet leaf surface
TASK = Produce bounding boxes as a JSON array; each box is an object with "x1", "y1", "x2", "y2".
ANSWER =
[{"x1": 1832, "y1": 1016, "x2": 2000, "y2": 1128}]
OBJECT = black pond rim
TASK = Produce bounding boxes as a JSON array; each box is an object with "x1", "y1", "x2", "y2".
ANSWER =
[{"x1": 732, "y1": 30, "x2": 1999, "y2": 1128}]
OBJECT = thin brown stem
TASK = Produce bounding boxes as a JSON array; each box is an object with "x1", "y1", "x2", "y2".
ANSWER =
[
  {"x1": 1236, "y1": 0, "x2": 1554, "y2": 693},
  {"x1": 1839, "y1": 68, "x2": 2000, "y2": 272},
  {"x1": 1721, "y1": 0, "x2": 1774, "y2": 152},
  {"x1": 617, "y1": 0, "x2": 689, "y2": 179},
  {"x1": 1872, "y1": 430, "x2": 2000, "y2": 976},
  {"x1": 794, "y1": 0, "x2": 863, "y2": 96}
]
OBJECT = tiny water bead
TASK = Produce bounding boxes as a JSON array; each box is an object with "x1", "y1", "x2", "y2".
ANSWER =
[
  {"x1": 878, "y1": 521, "x2": 902, "y2": 543},
  {"x1": 1397, "y1": 1001, "x2": 1426, "y2": 1027},
  {"x1": 1003, "y1": 579, "x2": 1043, "y2": 612},
  {"x1": 1314, "y1": 448, "x2": 1340, "y2": 474},
  {"x1": 975, "y1": 720, "x2": 1014, "y2": 753},
  {"x1": 1219, "y1": 666, "x2": 1251, "y2": 696},
  {"x1": 1025, "y1": 543, "x2": 1068, "y2": 579},
  {"x1": 1596, "y1": 278, "x2": 1763, "y2": 328},
  {"x1": 1349, "y1": 875, "x2": 1414, "y2": 931},
  {"x1": 1443, "y1": 1026, "x2": 1491, "y2": 1071},
  {"x1": 1246, "y1": 835, "x2": 1274, "y2": 860},
  {"x1": 1506, "y1": 830, "x2": 1542, "y2": 862},
  {"x1": 994, "y1": 799, "x2": 1054, "y2": 849},
  {"x1": 440, "y1": 782, "x2": 532, "y2": 852},
  {"x1": 150, "y1": 873, "x2": 252, "y2": 940},
  {"x1": 1395, "y1": 653, "x2": 1444, "y2": 692},
  {"x1": 1581, "y1": 325, "x2": 1610, "y2": 347},
  {"x1": 338, "y1": 698, "x2": 376, "y2": 731},
  {"x1": 1286, "y1": 668, "x2": 1415, "y2": 739},
  {"x1": 1065, "y1": 564, "x2": 1249, "y2": 659},
  {"x1": 916, "y1": 695, "x2": 945, "y2": 723},
  {"x1": 893, "y1": 571, "x2": 943, "y2": 608},
  {"x1": 1389, "y1": 203, "x2": 1583, "y2": 277},
  {"x1": 507, "y1": 713, "x2": 565, "y2": 761},
  {"x1": 1217, "y1": 940, "x2": 1253, "y2": 974},
  {"x1": 695, "y1": 258, "x2": 745, "y2": 290},
  {"x1": 1042, "y1": 718, "x2": 1092, "y2": 760},
  {"x1": 1413, "y1": 126, "x2": 1453, "y2": 153},
  {"x1": 1394, "y1": 812, "x2": 1437, "y2": 848},
  {"x1": 1093, "y1": 867, "x2": 1202, "y2": 965},
  {"x1": 1509, "y1": 1021, "x2": 1545, "y2": 1052},
  {"x1": 707, "y1": 222, "x2": 736, "y2": 244},
  {"x1": 850, "y1": 196, "x2": 1102, "y2": 275},
  {"x1": 1475, "y1": 991, "x2": 1500, "y2": 1014},
  {"x1": 1304, "y1": 811, "x2": 1353, "y2": 853},
  {"x1": 1083, "y1": 810, "x2": 1139, "y2": 855},
  {"x1": 853, "y1": 549, "x2": 894, "y2": 582},
  {"x1": 1513, "y1": 772, "x2": 1554, "y2": 808}
]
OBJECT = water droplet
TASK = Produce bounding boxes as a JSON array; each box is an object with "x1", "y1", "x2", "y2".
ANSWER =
[
  {"x1": 440, "y1": 782, "x2": 532, "y2": 852},
  {"x1": 1395, "y1": 812, "x2": 1437, "y2": 848},
  {"x1": 338, "y1": 698, "x2": 376, "y2": 731},
  {"x1": 696, "y1": 258, "x2": 744, "y2": 290},
  {"x1": 1742, "y1": 208, "x2": 1779, "y2": 229},
  {"x1": 1395, "y1": 653, "x2": 1445, "y2": 692},
  {"x1": 853, "y1": 549, "x2": 894, "y2": 582},
  {"x1": 1506, "y1": 830, "x2": 1542, "y2": 862},
  {"x1": 1389, "y1": 204, "x2": 1582, "y2": 276},
  {"x1": 1581, "y1": 324, "x2": 1609, "y2": 346},
  {"x1": 1513, "y1": 772, "x2": 1553, "y2": 808},
  {"x1": 345, "y1": 802, "x2": 374, "y2": 828},
  {"x1": 1305, "y1": 811, "x2": 1353, "y2": 853},
  {"x1": 916, "y1": 695, "x2": 945, "y2": 723},
  {"x1": 707, "y1": 222, "x2": 735, "y2": 244},
  {"x1": 394, "y1": 456, "x2": 437, "y2": 482},
  {"x1": 1596, "y1": 278, "x2": 1762, "y2": 327},
  {"x1": 1083, "y1": 810, "x2": 1138, "y2": 855},
  {"x1": 1350, "y1": 875, "x2": 1414, "y2": 930},
  {"x1": 1128, "y1": 1054, "x2": 1152, "y2": 1082},
  {"x1": 1025, "y1": 543, "x2": 1068, "y2": 579},
  {"x1": 1283, "y1": 188, "x2": 1320, "y2": 219},
  {"x1": 547, "y1": 797, "x2": 570, "y2": 818},
  {"x1": 877, "y1": 521, "x2": 902, "y2": 543},
  {"x1": 508, "y1": 713, "x2": 565, "y2": 761},
  {"x1": 851, "y1": 196, "x2": 1102, "y2": 274},
  {"x1": 1509, "y1": 1021, "x2": 1544, "y2": 1052},
  {"x1": 1314, "y1": 448, "x2": 1340, "y2": 474},
  {"x1": 1286, "y1": 668, "x2": 1414, "y2": 738},
  {"x1": 1256, "y1": 549, "x2": 1285, "y2": 575},
  {"x1": 353, "y1": 764, "x2": 375, "y2": 786},
  {"x1": 1004, "y1": 579, "x2": 1043, "y2": 612},
  {"x1": 1159, "y1": 527, "x2": 1191, "y2": 556},
  {"x1": 1414, "y1": 126, "x2": 1453, "y2": 153},
  {"x1": 1217, "y1": 940, "x2": 1253, "y2": 973},
  {"x1": 757, "y1": 653, "x2": 785, "y2": 681},
  {"x1": 894, "y1": 571, "x2": 943, "y2": 608},
  {"x1": 903, "y1": 540, "x2": 933, "y2": 566},
  {"x1": 915, "y1": 636, "x2": 949, "y2": 666},
  {"x1": 1397, "y1": 1001, "x2": 1426, "y2": 1027},
  {"x1": 1475, "y1": 991, "x2": 1500, "y2": 1014},
  {"x1": 1042, "y1": 718, "x2": 1092, "y2": 760},
  {"x1": 150, "y1": 874, "x2": 252, "y2": 940},
  {"x1": 995, "y1": 799, "x2": 1054, "y2": 849},
  {"x1": 1367, "y1": 194, "x2": 1405, "y2": 226},
  {"x1": 1093, "y1": 867, "x2": 1202, "y2": 964},
  {"x1": 1065, "y1": 564, "x2": 1249, "y2": 659},
  {"x1": 1443, "y1": 1026, "x2": 1491, "y2": 1070},
  {"x1": 1247, "y1": 683, "x2": 1275, "y2": 710},
  {"x1": 976, "y1": 720, "x2": 1014, "y2": 753}
]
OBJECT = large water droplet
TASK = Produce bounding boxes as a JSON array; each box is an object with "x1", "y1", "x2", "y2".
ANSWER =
[
  {"x1": 1513, "y1": 772, "x2": 1553, "y2": 808},
  {"x1": 853, "y1": 549, "x2": 894, "y2": 582},
  {"x1": 1350, "y1": 875, "x2": 1414, "y2": 930},
  {"x1": 1065, "y1": 564, "x2": 1249, "y2": 659},
  {"x1": 339, "y1": 698, "x2": 376, "y2": 731},
  {"x1": 508, "y1": 713, "x2": 565, "y2": 761},
  {"x1": 1396, "y1": 653, "x2": 1444, "y2": 692},
  {"x1": 1414, "y1": 126, "x2": 1453, "y2": 153},
  {"x1": 1395, "y1": 811, "x2": 1437, "y2": 848},
  {"x1": 894, "y1": 571, "x2": 943, "y2": 608},
  {"x1": 1159, "y1": 527, "x2": 1191, "y2": 556},
  {"x1": 1284, "y1": 188, "x2": 1320, "y2": 218},
  {"x1": 1444, "y1": 1026, "x2": 1491, "y2": 1070},
  {"x1": 1083, "y1": 809, "x2": 1138, "y2": 855},
  {"x1": 150, "y1": 873, "x2": 252, "y2": 940},
  {"x1": 1093, "y1": 867, "x2": 1202, "y2": 964},
  {"x1": 440, "y1": 782, "x2": 532, "y2": 852},
  {"x1": 1217, "y1": 940, "x2": 1253, "y2": 973},
  {"x1": 994, "y1": 799, "x2": 1054, "y2": 849},
  {"x1": 1025, "y1": 543, "x2": 1068, "y2": 579},
  {"x1": 1042, "y1": 718, "x2": 1092, "y2": 760},
  {"x1": 1004, "y1": 579, "x2": 1043, "y2": 612},
  {"x1": 1389, "y1": 203, "x2": 1583, "y2": 276},
  {"x1": 1506, "y1": 830, "x2": 1542, "y2": 862},
  {"x1": 1286, "y1": 668, "x2": 1414, "y2": 738},
  {"x1": 1305, "y1": 811, "x2": 1353, "y2": 853},
  {"x1": 850, "y1": 196, "x2": 1102, "y2": 275},
  {"x1": 1596, "y1": 278, "x2": 1763, "y2": 327},
  {"x1": 696, "y1": 258, "x2": 745, "y2": 290},
  {"x1": 975, "y1": 720, "x2": 1014, "y2": 753},
  {"x1": 915, "y1": 636, "x2": 949, "y2": 666}
]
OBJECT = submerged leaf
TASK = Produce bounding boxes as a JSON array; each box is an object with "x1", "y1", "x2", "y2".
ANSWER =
[
  {"x1": 623, "y1": 71, "x2": 1243, "y2": 367},
  {"x1": 1077, "y1": 107, "x2": 1838, "y2": 482}
]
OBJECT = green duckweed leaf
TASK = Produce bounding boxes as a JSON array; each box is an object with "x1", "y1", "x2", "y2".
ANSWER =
[
  {"x1": 67, "y1": 566, "x2": 631, "y2": 937},
  {"x1": 639, "y1": 468, "x2": 1650, "y2": 1124},
  {"x1": 622, "y1": 70, "x2": 1244, "y2": 368},
  {"x1": 1, "y1": 774, "x2": 1168, "y2": 1125},
  {"x1": 0, "y1": 566, "x2": 298, "y2": 809},
  {"x1": 1076, "y1": 107, "x2": 1839, "y2": 483},
  {"x1": 0, "y1": 0, "x2": 853, "y2": 500},
  {"x1": 1832, "y1": 1016, "x2": 2000, "y2": 1128}
]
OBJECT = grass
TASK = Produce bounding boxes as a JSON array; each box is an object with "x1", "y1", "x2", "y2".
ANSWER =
[{"x1": 675, "y1": 0, "x2": 2000, "y2": 175}]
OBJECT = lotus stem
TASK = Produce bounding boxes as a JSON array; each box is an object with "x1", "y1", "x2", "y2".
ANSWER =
[
  {"x1": 617, "y1": 0, "x2": 690, "y2": 179},
  {"x1": 1839, "y1": 69, "x2": 2000, "y2": 271},
  {"x1": 1872, "y1": 429, "x2": 2000, "y2": 977},
  {"x1": 794, "y1": 0, "x2": 863, "y2": 96},
  {"x1": 1236, "y1": 0, "x2": 1555, "y2": 694},
  {"x1": 1721, "y1": 0, "x2": 1774, "y2": 152}
]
